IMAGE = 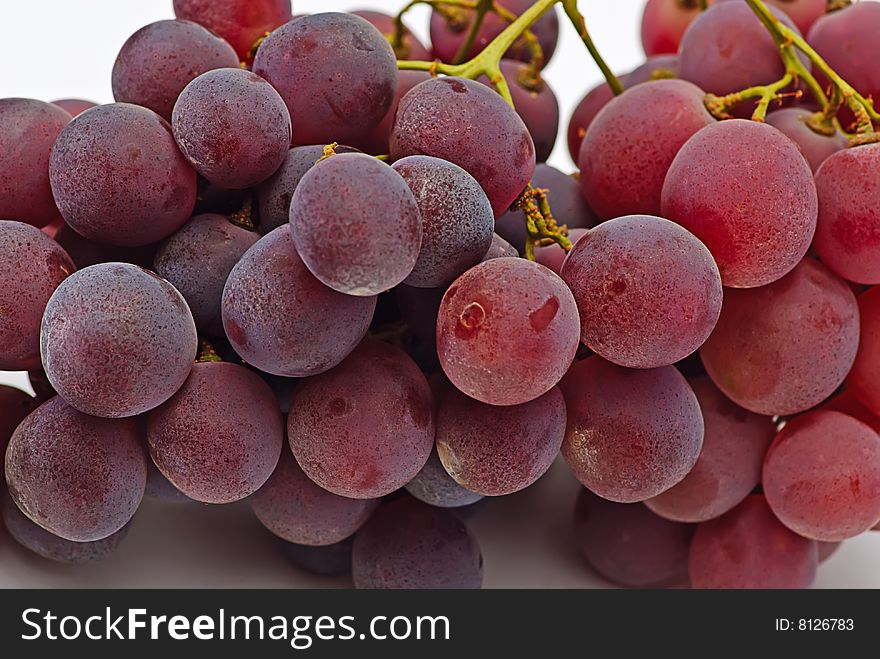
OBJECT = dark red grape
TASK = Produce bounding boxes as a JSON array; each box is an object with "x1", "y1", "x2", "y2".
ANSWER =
[
  {"x1": 0, "y1": 386, "x2": 34, "y2": 466},
  {"x1": 353, "y1": 71, "x2": 431, "y2": 156},
  {"x1": 112, "y1": 20, "x2": 239, "y2": 121},
  {"x1": 5, "y1": 396, "x2": 146, "y2": 542},
  {"x1": 281, "y1": 537, "x2": 354, "y2": 577},
  {"x1": 579, "y1": 79, "x2": 715, "y2": 220},
  {"x1": 562, "y1": 215, "x2": 722, "y2": 369},
  {"x1": 689, "y1": 495, "x2": 818, "y2": 589},
  {"x1": 662, "y1": 119, "x2": 817, "y2": 288},
  {"x1": 765, "y1": 107, "x2": 849, "y2": 173},
  {"x1": 222, "y1": 226, "x2": 376, "y2": 377},
  {"x1": 405, "y1": 447, "x2": 483, "y2": 509},
  {"x1": 350, "y1": 10, "x2": 432, "y2": 60},
  {"x1": 760, "y1": 0, "x2": 826, "y2": 35},
  {"x1": 392, "y1": 155, "x2": 494, "y2": 288},
  {"x1": 53, "y1": 223, "x2": 157, "y2": 271},
  {"x1": 700, "y1": 258, "x2": 859, "y2": 416},
  {"x1": 0, "y1": 221, "x2": 75, "y2": 371},
  {"x1": 251, "y1": 449, "x2": 379, "y2": 545},
  {"x1": 534, "y1": 228, "x2": 587, "y2": 275},
  {"x1": 819, "y1": 389, "x2": 880, "y2": 435},
  {"x1": 437, "y1": 258, "x2": 579, "y2": 406},
  {"x1": 352, "y1": 497, "x2": 483, "y2": 589},
  {"x1": 49, "y1": 103, "x2": 197, "y2": 247},
  {"x1": 390, "y1": 76, "x2": 535, "y2": 218},
  {"x1": 641, "y1": 0, "x2": 704, "y2": 56},
  {"x1": 41, "y1": 263, "x2": 198, "y2": 418},
  {"x1": 153, "y1": 214, "x2": 259, "y2": 335},
  {"x1": 560, "y1": 357, "x2": 704, "y2": 503},
  {"x1": 0, "y1": 98, "x2": 70, "y2": 228},
  {"x1": 763, "y1": 411, "x2": 880, "y2": 541},
  {"x1": 626, "y1": 54, "x2": 680, "y2": 85},
  {"x1": 50, "y1": 99, "x2": 95, "y2": 117},
  {"x1": 574, "y1": 489, "x2": 692, "y2": 587},
  {"x1": 646, "y1": 376, "x2": 775, "y2": 523},
  {"x1": 287, "y1": 339, "x2": 434, "y2": 499},
  {"x1": 172, "y1": 68, "x2": 290, "y2": 189},
  {"x1": 482, "y1": 233, "x2": 519, "y2": 260},
  {"x1": 253, "y1": 13, "x2": 397, "y2": 145},
  {"x1": 813, "y1": 144, "x2": 880, "y2": 284},
  {"x1": 172, "y1": 0, "x2": 292, "y2": 60},
  {"x1": 849, "y1": 287, "x2": 880, "y2": 415},
  {"x1": 436, "y1": 386, "x2": 565, "y2": 496}
]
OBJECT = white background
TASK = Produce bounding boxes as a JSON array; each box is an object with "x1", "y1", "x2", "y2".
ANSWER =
[{"x1": 1, "y1": 0, "x2": 879, "y2": 587}]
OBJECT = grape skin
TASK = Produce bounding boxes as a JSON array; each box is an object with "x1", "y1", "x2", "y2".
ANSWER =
[
  {"x1": 765, "y1": 107, "x2": 849, "y2": 174},
  {"x1": 41, "y1": 263, "x2": 198, "y2": 419},
  {"x1": 482, "y1": 233, "x2": 519, "y2": 261},
  {"x1": 405, "y1": 447, "x2": 483, "y2": 509},
  {"x1": 534, "y1": 228, "x2": 588, "y2": 276},
  {"x1": 49, "y1": 103, "x2": 197, "y2": 247},
  {"x1": 640, "y1": 0, "x2": 703, "y2": 57},
  {"x1": 848, "y1": 287, "x2": 880, "y2": 416},
  {"x1": 0, "y1": 221, "x2": 75, "y2": 371},
  {"x1": 5, "y1": 396, "x2": 146, "y2": 542},
  {"x1": 352, "y1": 71, "x2": 431, "y2": 157},
  {"x1": 54, "y1": 223, "x2": 157, "y2": 271},
  {"x1": 111, "y1": 20, "x2": 239, "y2": 121},
  {"x1": 51, "y1": 99, "x2": 95, "y2": 117},
  {"x1": 0, "y1": 386, "x2": 35, "y2": 466},
  {"x1": 350, "y1": 10, "x2": 431, "y2": 60}
]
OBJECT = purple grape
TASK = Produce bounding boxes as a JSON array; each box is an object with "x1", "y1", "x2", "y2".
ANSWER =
[
  {"x1": 51, "y1": 99, "x2": 95, "y2": 117},
  {"x1": 482, "y1": 233, "x2": 519, "y2": 261},
  {"x1": 250, "y1": 449, "x2": 379, "y2": 545},
  {"x1": 145, "y1": 457, "x2": 193, "y2": 504},
  {"x1": 765, "y1": 107, "x2": 849, "y2": 173},
  {"x1": 405, "y1": 447, "x2": 483, "y2": 509},
  {"x1": 5, "y1": 396, "x2": 146, "y2": 542},
  {"x1": 391, "y1": 155, "x2": 494, "y2": 288},
  {"x1": 762, "y1": 0, "x2": 827, "y2": 35},
  {"x1": 0, "y1": 221, "x2": 75, "y2": 371},
  {"x1": 281, "y1": 537, "x2": 354, "y2": 577},
  {"x1": 849, "y1": 287, "x2": 880, "y2": 416},
  {"x1": 153, "y1": 214, "x2": 259, "y2": 335},
  {"x1": 0, "y1": 386, "x2": 35, "y2": 466},
  {"x1": 41, "y1": 263, "x2": 198, "y2": 418},
  {"x1": 290, "y1": 153, "x2": 422, "y2": 295},
  {"x1": 111, "y1": 20, "x2": 239, "y2": 121},
  {"x1": 49, "y1": 103, "x2": 197, "y2": 247},
  {"x1": 627, "y1": 54, "x2": 680, "y2": 85},
  {"x1": 437, "y1": 258, "x2": 580, "y2": 406},
  {"x1": 353, "y1": 70, "x2": 432, "y2": 156},
  {"x1": 350, "y1": 10, "x2": 432, "y2": 60},
  {"x1": 390, "y1": 77, "x2": 536, "y2": 218},
  {"x1": 253, "y1": 13, "x2": 397, "y2": 145},
  {"x1": 352, "y1": 497, "x2": 483, "y2": 589},
  {"x1": 222, "y1": 226, "x2": 376, "y2": 377},
  {"x1": 534, "y1": 228, "x2": 587, "y2": 275},
  {"x1": 287, "y1": 339, "x2": 434, "y2": 499}
]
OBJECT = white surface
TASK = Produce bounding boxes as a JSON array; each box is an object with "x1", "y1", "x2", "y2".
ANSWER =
[{"x1": 2, "y1": 0, "x2": 880, "y2": 588}]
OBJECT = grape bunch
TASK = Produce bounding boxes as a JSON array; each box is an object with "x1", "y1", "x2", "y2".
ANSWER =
[{"x1": 2, "y1": 0, "x2": 880, "y2": 590}]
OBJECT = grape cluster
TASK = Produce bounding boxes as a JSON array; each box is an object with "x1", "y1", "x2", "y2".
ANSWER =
[{"x1": 2, "y1": 0, "x2": 880, "y2": 590}]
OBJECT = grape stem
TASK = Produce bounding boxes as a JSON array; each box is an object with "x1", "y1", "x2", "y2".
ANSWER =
[
  {"x1": 826, "y1": 0, "x2": 852, "y2": 12},
  {"x1": 392, "y1": 0, "x2": 477, "y2": 57},
  {"x1": 451, "y1": 0, "x2": 493, "y2": 64},
  {"x1": 196, "y1": 341, "x2": 222, "y2": 363},
  {"x1": 227, "y1": 196, "x2": 255, "y2": 231}
]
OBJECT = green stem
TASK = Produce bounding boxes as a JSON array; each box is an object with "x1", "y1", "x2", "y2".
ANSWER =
[
  {"x1": 196, "y1": 341, "x2": 222, "y2": 363},
  {"x1": 561, "y1": 0, "x2": 624, "y2": 95},
  {"x1": 393, "y1": 1, "x2": 477, "y2": 55},
  {"x1": 452, "y1": 0, "x2": 493, "y2": 64},
  {"x1": 698, "y1": 0, "x2": 708, "y2": 10}
]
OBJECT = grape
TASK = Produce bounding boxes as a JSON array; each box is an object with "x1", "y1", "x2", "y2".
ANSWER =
[
  {"x1": 0, "y1": 221, "x2": 75, "y2": 371},
  {"x1": 353, "y1": 71, "x2": 431, "y2": 157},
  {"x1": 561, "y1": 215, "x2": 723, "y2": 369},
  {"x1": 111, "y1": 20, "x2": 239, "y2": 121},
  {"x1": 627, "y1": 54, "x2": 680, "y2": 85},
  {"x1": 820, "y1": 389, "x2": 880, "y2": 436},
  {"x1": 700, "y1": 258, "x2": 859, "y2": 416},
  {"x1": 352, "y1": 497, "x2": 483, "y2": 589},
  {"x1": 145, "y1": 457, "x2": 193, "y2": 504},
  {"x1": 560, "y1": 357, "x2": 704, "y2": 503},
  {"x1": 1, "y1": 492, "x2": 128, "y2": 564},
  {"x1": 848, "y1": 287, "x2": 880, "y2": 416},
  {"x1": 763, "y1": 411, "x2": 880, "y2": 541},
  {"x1": 640, "y1": 0, "x2": 704, "y2": 56},
  {"x1": 437, "y1": 258, "x2": 579, "y2": 406},
  {"x1": 287, "y1": 339, "x2": 434, "y2": 499},
  {"x1": 172, "y1": 68, "x2": 291, "y2": 190},
  {"x1": 253, "y1": 13, "x2": 398, "y2": 145},
  {"x1": 405, "y1": 447, "x2": 483, "y2": 509},
  {"x1": 482, "y1": 233, "x2": 519, "y2": 261},
  {"x1": 290, "y1": 153, "x2": 422, "y2": 295},
  {"x1": 391, "y1": 155, "x2": 494, "y2": 288},
  {"x1": 222, "y1": 226, "x2": 376, "y2": 377},
  {"x1": 49, "y1": 103, "x2": 197, "y2": 247},
  {"x1": 390, "y1": 76, "x2": 536, "y2": 218},
  {"x1": 496, "y1": 164, "x2": 596, "y2": 254},
  {"x1": 54, "y1": 223, "x2": 157, "y2": 271},
  {"x1": 430, "y1": 0, "x2": 559, "y2": 65},
  {"x1": 573, "y1": 489, "x2": 692, "y2": 587},
  {"x1": 646, "y1": 376, "x2": 775, "y2": 523},
  {"x1": 172, "y1": 0, "x2": 292, "y2": 60},
  {"x1": 41, "y1": 263, "x2": 198, "y2": 418},
  {"x1": 765, "y1": 107, "x2": 849, "y2": 173},
  {"x1": 436, "y1": 386, "x2": 565, "y2": 496},
  {"x1": 813, "y1": 144, "x2": 880, "y2": 284},
  {"x1": 662, "y1": 120, "x2": 817, "y2": 288},
  {"x1": 0, "y1": 386, "x2": 35, "y2": 465},
  {"x1": 281, "y1": 537, "x2": 354, "y2": 577},
  {"x1": 579, "y1": 80, "x2": 715, "y2": 220},
  {"x1": 350, "y1": 10, "x2": 431, "y2": 60},
  {"x1": 5, "y1": 396, "x2": 146, "y2": 542},
  {"x1": 534, "y1": 228, "x2": 587, "y2": 275},
  {"x1": 689, "y1": 495, "x2": 818, "y2": 589},
  {"x1": 51, "y1": 99, "x2": 95, "y2": 117},
  {"x1": 250, "y1": 449, "x2": 379, "y2": 545},
  {"x1": 153, "y1": 214, "x2": 259, "y2": 336},
  {"x1": 759, "y1": 0, "x2": 826, "y2": 36},
  {"x1": 0, "y1": 98, "x2": 70, "y2": 228}
]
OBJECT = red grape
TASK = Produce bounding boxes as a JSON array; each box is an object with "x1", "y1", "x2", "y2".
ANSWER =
[
  {"x1": 51, "y1": 99, "x2": 95, "y2": 117},
  {"x1": 763, "y1": 411, "x2": 880, "y2": 541},
  {"x1": 482, "y1": 233, "x2": 519, "y2": 260},
  {"x1": 437, "y1": 258, "x2": 579, "y2": 406},
  {"x1": 534, "y1": 228, "x2": 587, "y2": 275},
  {"x1": 287, "y1": 339, "x2": 434, "y2": 499},
  {"x1": 405, "y1": 447, "x2": 483, "y2": 509},
  {"x1": 641, "y1": 0, "x2": 704, "y2": 56},
  {"x1": 350, "y1": 10, "x2": 431, "y2": 60},
  {"x1": 646, "y1": 376, "x2": 775, "y2": 523},
  {"x1": 819, "y1": 389, "x2": 880, "y2": 435},
  {"x1": 700, "y1": 258, "x2": 859, "y2": 416},
  {"x1": 145, "y1": 457, "x2": 193, "y2": 504},
  {"x1": 0, "y1": 221, "x2": 75, "y2": 371},
  {"x1": 662, "y1": 119, "x2": 817, "y2": 288},
  {"x1": 352, "y1": 70, "x2": 431, "y2": 156},
  {"x1": 41, "y1": 263, "x2": 198, "y2": 418},
  {"x1": 627, "y1": 54, "x2": 680, "y2": 85},
  {"x1": 763, "y1": 0, "x2": 826, "y2": 35},
  {"x1": 689, "y1": 495, "x2": 818, "y2": 589},
  {"x1": 848, "y1": 287, "x2": 880, "y2": 416},
  {"x1": 5, "y1": 396, "x2": 146, "y2": 542},
  {"x1": 562, "y1": 215, "x2": 722, "y2": 369},
  {"x1": 0, "y1": 386, "x2": 34, "y2": 467},
  {"x1": 561, "y1": 357, "x2": 704, "y2": 503},
  {"x1": 765, "y1": 107, "x2": 849, "y2": 173}
]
